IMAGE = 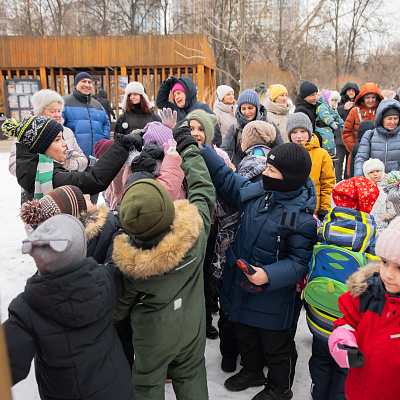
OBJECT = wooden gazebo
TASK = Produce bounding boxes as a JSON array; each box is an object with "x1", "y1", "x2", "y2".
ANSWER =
[{"x1": 0, "y1": 34, "x2": 217, "y2": 117}]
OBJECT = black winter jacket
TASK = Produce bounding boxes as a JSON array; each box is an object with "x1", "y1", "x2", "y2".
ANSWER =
[
  {"x1": 4, "y1": 258, "x2": 135, "y2": 400},
  {"x1": 337, "y1": 82, "x2": 360, "y2": 123},
  {"x1": 97, "y1": 89, "x2": 116, "y2": 122},
  {"x1": 114, "y1": 105, "x2": 161, "y2": 135}
]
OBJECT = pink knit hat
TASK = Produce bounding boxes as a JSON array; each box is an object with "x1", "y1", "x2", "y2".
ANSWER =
[
  {"x1": 376, "y1": 217, "x2": 400, "y2": 264},
  {"x1": 142, "y1": 121, "x2": 173, "y2": 147},
  {"x1": 172, "y1": 82, "x2": 185, "y2": 94}
]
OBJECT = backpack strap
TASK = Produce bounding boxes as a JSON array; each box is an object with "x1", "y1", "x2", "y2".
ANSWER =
[{"x1": 356, "y1": 107, "x2": 363, "y2": 123}]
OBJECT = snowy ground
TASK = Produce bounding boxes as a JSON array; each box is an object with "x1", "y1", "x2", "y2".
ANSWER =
[{"x1": 0, "y1": 150, "x2": 313, "y2": 400}]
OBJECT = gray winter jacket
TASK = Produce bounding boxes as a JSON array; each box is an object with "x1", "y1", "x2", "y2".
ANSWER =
[{"x1": 354, "y1": 99, "x2": 400, "y2": 176}]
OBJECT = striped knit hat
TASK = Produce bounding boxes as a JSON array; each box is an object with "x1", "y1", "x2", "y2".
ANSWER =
[{"x1": 20, "y1": 185, "x2": 87, "y2": 226}]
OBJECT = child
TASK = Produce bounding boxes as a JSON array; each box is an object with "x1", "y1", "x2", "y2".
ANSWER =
[
  {"x1": 349, "y1": 121, "x2": 374, "y2": 177},
  {"x1": 3, "y1": 214, "x2": 134, "y2": 400},
  {"x1": 329, "y1": 217, "x2": 400, "y2": 400},
  {"x1": 201, "y1": 141, "x2": 317, "y2": 399},
  {"x1": 288, "y1": 112, "x2": 335, "y2": 222}
]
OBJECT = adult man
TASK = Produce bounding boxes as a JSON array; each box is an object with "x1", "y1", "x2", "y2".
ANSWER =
[{"x1": 62, "y1": 72, "x2": 110, "y2": 159}]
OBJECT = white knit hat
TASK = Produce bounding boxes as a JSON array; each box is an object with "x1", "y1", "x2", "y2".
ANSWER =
[
  {"x1": 363, "y1": 158, "x2": 385, "y2": 177},
  {"x1": 122, "y1": 82, "x2": 150, "y2": 109},
  {"x1": 217, "y1": 85, "x2": 234, "y2": 101},
  {"x1": 329, "y1": 91, "x2": 341, "y2": 108},
  {"x1": 32, "y1": 89, "x2": 64, "y2": 116}
]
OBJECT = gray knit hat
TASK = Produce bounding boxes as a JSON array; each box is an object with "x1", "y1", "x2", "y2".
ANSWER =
[
  {"x1": 287, "y1": 112, "x2": 313, "y2": 140},
  {"x1": 242, "y1": 120, "x2": 276, "y2": 149},
  {"x1": 187, "y1": 109, "x2": 217, "y2": 144},
  {"x1": 21, "y1": 214, "x2": 87, "y2": 275},
  {"x1": 32, "y1": 89, "x2": 64, "y2": 116},
  {"x1": 388, "y1": 186, "x2": 400, "y2": 215}
]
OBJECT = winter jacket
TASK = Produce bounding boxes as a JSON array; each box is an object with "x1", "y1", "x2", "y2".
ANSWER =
[
  {"x1": 349, "y1": 125, "x2": 369, "y2": 178},
  {"x1": 114, "y1": 107, "x2": 161, "y2": 135},
  {"x1": 15, "y1": 141, "x2": 128, "y2": 201},
  {"x1": 201, "y1": 144, "x2": 317, "y2": 330},
  {"x1": 333, "y1": 263, "x2": 400, "y2": 400},
  {"x1": 337, "y1": 82, "x2": 360, "y2": 124},
  {"x1": 62, "y1": 89, "x2": 110, "y2": 158},
  {"x1": 97, "y1": 89, "x2": 116, "y2": 122},
  {"x1": 263, "y1": 97, "x2": 291, "y2": 142},
  {"x1": 354, "y1": 99, "x2": 400, "y2": 176},
  {"x1": 301, "y1": 134, "x2": 335, "y2": 213},
  {"x1": 112, "y1": 144, "x2": 214, "y2": 400},
  {"x1": 3, "y1": 258, "x2": 134, "y2": 400},
  {"x1": 156, "y1": 76, "x2": 222, "y2": 146},
  {"x1": 238, "y1": 154, "x2": 267, "y2": 183},
  {"x1": 213, "y1": 100, "x2": 237, "y2": 140},
  {"x1": 369, "y1": 178, "x2": 395, "y2": 228},
  {"x1": 341, "y1": 83, "x2": 383, "y2": 154},
  {"x1": 294, "y1": 95, "x2": 317, "y2": 131},
  {"x1": 221, "y1": 104, "x2": 284, "y2": 168}
]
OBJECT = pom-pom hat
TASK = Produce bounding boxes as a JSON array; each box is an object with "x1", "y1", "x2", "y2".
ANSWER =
[{"x1": 376, "y1": 217, "x2": 400, "y2": 265}]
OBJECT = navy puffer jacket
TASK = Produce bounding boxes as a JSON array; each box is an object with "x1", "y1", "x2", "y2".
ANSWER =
[
  {"x1": 354, "y1": 99, "x2": 400, "y2": 176},
  {"x1": 201, "y1": 145, "x2": 317, "y2": 330}
]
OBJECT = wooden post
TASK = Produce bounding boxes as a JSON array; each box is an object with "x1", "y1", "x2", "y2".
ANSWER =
[
  {"x1": 114, "y1": 67, "x2": 119, "y2": 118},
  {"x1": 154, "y1": 68, "x2": 158, "y2": 110},
  {"x1": 0, "y1": 72, "x2": 6, "y2": 117},
  {"x1": 197, "y1": 65, "x2": 204, "y2": 102},
  {"x1": 100, "y1": 74, "x2": 104, "y2": 89},
  {"x1": 7, "y1": 70, "x2": 12, "y2": 79},
  {"x1": 147, "y1": 68, "x2": 151, "y2": 102},
  {"x1": 105, "y1": 68, "x2": 111, "y2": 103},
  {"x1": 139, "y1": 68, "x2": 143, "y2": 84},
  {"x1": 16, "y1": 70, "x2": 20, "y2": 78},
  {"x1": 50, "y1": 67, "x2": 56, "y2": 91},
  {"x1": 33, "y1": 70, "x2": 37, "y2": 79},
  {"x1": 161, "y1": 68, "x2": 165, "y2": 82},
  {"x1": 212, "y1": 68, "x2": 216, "y2": 91},
  {"x1": 40, "y1": 67, "x2": 47, "y2": 89},
  {"x1": 184, "y1": 67, "x2": 188, "y2": 77},
  {"x1": 59, "y1": 67, "x2": 64, "y2": 96},
  {"x1": 67, "y1": 74, "x2": 72, "y2": 94},
  {"x1": 25, "y1": 69, "x2": 29, "y2": 78},
  {"x1": 177, "y1": 67, "x2": 181, "y2": 79},
  {"x1": 121, "y1": 66, "x2": 127, "y2": 78},
  {"x1": 192, "y1": 67, "x2": 196, "y2": 86}
]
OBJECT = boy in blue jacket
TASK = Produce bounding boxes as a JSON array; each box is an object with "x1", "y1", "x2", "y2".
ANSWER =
[{"x1": 201, "y1": 142, "x2": 318, "y2": 400}]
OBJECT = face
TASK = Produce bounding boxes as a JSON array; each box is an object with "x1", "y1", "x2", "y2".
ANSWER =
[
  {"x1": 42, "y1": 102, "x2": 62, "y2": 123},
  {"x1": 363, "y1": 93, "x2": 377, "y2": 108},
  {"x1": 129, "y1": 93, "x2": 141, "y2": 104},
  {"x1": 173, "y1": 90, "x2": 186, "y2": 108},
  {"x1": 367, "y1": 169, "x2": 383, "y2": 183},
  {"x1": 190, "y1": 120, "x2": 206, "y2": 145},
  {"x1": 380, "y1": 258, "x2": 400, "y2": 295},
  {"x1": 44, "y1": 132, "x2": 67, "y2": 162},
  {"x1": 240, "y1": 103, "x2": 257, "y2": 121},
  {"x1": 290, "y1": 128, "x2": 309, "y2": 144},
  {"x1": 262, "y1": 163, "x2": 283, "y2": 180},
  {"x1": 330, "y1": 98, "x2": 339, "y2": 108},
  {"x1": 383, "y1": 115, "x2": 400, "y2": 131},
  {"x1": 346, "y1": 89, "x2": 356, "y2": 99},
  {"x1": 275, "y1": 93, "x2": 288, "y2": 105},
  {"x1": 75, "y1": 78, "x2": 93, "y2": 95},
  {"x1": 304, "y1": 92, "x2": 318, "y2": 105},
  {"x1": 223, "y1": 91, "x2": 235, "y2": 105}
]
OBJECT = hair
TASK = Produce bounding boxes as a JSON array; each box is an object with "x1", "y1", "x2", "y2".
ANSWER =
[{"x1": 126, "y1": 94, "x2": 152, "y2": 115}]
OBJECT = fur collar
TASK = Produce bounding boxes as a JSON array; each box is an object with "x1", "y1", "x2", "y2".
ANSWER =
[
  {"x1": 112, "y1": 199, "x2": 203, "y2": 279},
  {"x1": 346, "y1": 263, "x2": 380, "y2": 297},
  {"x1": 79, "y1": 204, "x2": 109, "y2": 242}
]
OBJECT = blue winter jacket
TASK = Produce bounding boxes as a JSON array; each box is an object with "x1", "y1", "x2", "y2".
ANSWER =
[
  {"x1": 201, "y1": 145, "x2": 318, "y2": 330},
  {"x1": 62, "y1": 89, "x2": 110, "y2": 158},
  {"x1": 354, "y1": 99, "x2": 400, "y2": 176}
]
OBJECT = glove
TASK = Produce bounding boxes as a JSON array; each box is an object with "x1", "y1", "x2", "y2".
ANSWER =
[
  {"x1": 329, "y1": 326, "x2": 365, "y2": 369},
  {"x1": 317, "y1": 209, "x2": 328, "y2": 223},
  {"x1": 330, "y1": 122, "x2": 339, "y2": 131},
  {"x1": 159, "y1": 107, "x2": 178, "y2": 129},
  {"x1": 172, "y1": 119, "x2": 198, "y2": 153},
  {"x1": 130, "y1": 141, "x2": 164, "y2": 173},
  {"x1": 115, "y1": 131, "x2": 144, "y2": 152},
  {"x1": 162, "y1": 139, "x2": 180, "y2": 157},
  {"x1": 164, "y1": 75, "x2": 177, "y2": 86},
  {"x1": 236, "y1": 259, "x2": 263, "y2": 293}
]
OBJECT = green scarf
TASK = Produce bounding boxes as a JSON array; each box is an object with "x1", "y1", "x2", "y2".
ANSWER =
[{"x1": 34, "y1": 154, "x2": 54, "y2": 199}]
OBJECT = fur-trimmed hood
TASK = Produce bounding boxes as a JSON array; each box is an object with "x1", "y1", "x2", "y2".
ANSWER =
[
  {"x1": 112, "y1": 199, "x2": 203, "y2": 279},
  {"x1": 346, "y1": 263, "x2": 380, "y2": 297},
  {"x1": 79, "y1": 204, "x2": 109, "y2": 242}
]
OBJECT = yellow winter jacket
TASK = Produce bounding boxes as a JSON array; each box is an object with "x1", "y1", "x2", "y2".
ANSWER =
[{"x1": 302, "y1": 134, "x2": 335, "y2": 213}]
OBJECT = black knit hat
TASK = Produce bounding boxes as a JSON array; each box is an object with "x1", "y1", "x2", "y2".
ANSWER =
[
  {"x1": 299, "y1": 81, "x2": 318, "y2": 99},
  {"x1": 266, "y1": 143, "x2": 312, "y2": 191},
  {"x1": 2, "y1": 116, "x2": 63, "y2": 154},
  {"x1": 382, "y1": 107, "x2": 400, "y2": 119}
]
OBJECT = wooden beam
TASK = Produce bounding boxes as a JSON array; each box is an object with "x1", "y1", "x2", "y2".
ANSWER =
[
  {"x1": 59, "y1": 67, "x2": 64, "y2": 96},
  {"x1": 114, "y1": 67, "x2": 119, "y2": 118},
  {"x1": 16, "y1": 70, "x2": 20, "y2": 78},
  {"x1": 177, "y1": 66, "x2": 181, "y2": 79},
  {"x1": 50, "y1": 67, "x2": 56, "y2": 91},
  {"x1": 7, "y1": 70, "x2": 11, "y2": 79},
  {"x1": 192, "y1": 67, "x2": 196, "y2": 86},
  {"x1": 197, "y1": 65, "x2": 204, "y2": 102},
  {"x1": 154, "y1": 68, "x2": 158, "y2": 111},
  {"x1": 139, "y1": 68, "x2": 143, "y2": 84},
  {"x1": 0, "y1": 71, "x2": 6, "y2": 118},
  {"x1": 25, "y1": 69, "x2": 29, "y2": 78},
  {"x1": 67, "y1": 74, "x2": 72, "y2": 94},
  {"x1": 40, "y1": 67, "x2": 47, "y2": 89},
  {"x1": 121, "y1": 66, "x2": 127, "y2": 77},
  {"x1": 33, "y1": 69, "x2": 37, "y2": 79},
  {"x1": 161, "y1": 68, "x2": 165, "y2": 82},
  {"x1": 105, "y1": 67, "x2": 111, "y2": 103},
  {"x1": 147, "y1": 68, "x2": 151, "y2": 102}
]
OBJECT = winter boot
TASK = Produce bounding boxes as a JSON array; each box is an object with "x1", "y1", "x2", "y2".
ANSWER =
[
  {"x1": 224, "y1": 367, "x2": 265, "y2": 392},
  {"x1": 252, "y1": 381, "x2": 293, "y2": 400}
]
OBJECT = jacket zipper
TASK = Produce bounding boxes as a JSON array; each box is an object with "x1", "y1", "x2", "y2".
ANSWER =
[
  {"x1": 385, "y1": 136, "x2": 388, "y2": 166},
  {"x1": 86, "y1": 96, "x2": 94, "y2": 156},
  {"x1": 276, "y1": 235, "x2": 281, "y2": 261}
]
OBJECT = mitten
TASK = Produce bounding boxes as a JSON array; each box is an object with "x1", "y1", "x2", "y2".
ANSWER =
[
  {"x1": 159, "y1": 108, "x2": 178, "y2": 129},
  {"x1": 317, "y1": 209, "x2": 328, "y2": 223},
  {"x1": 162, "y1": 139, "x2": 180, "y2": 157},
  {"x1": 115, "y1": 131, "x2": 144, "y2": 152},
  {"x1": 236, "y1": 259, "x2": 263, "y2": 293},
  {"x1": 329, "y1": 326, "x2": 365, "y2": 368},
  {"x1": 172, "y1": 119, "x2": 198, "y2": 153},
  {"x1": 164, "y1": 75, "x2": 177, "y2": 86},
  {"x1": 131, "y1": 141, "x2": 164, "y2": 173},
  {"x1": 330, "y1": 122, "x2": 339, "y2": 131}
]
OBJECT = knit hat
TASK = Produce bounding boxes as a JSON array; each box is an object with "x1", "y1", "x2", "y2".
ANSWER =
[
  {"x1": 287, "y1": 112, "x2": 313, "y2": 139},
  {"x1": 21, "y1": 214, "x2": 87, "y2": 275},
  {"x1": 172, "y1": 82, "x2": 186, "y2": 94},
  {"x1": 375, "y1": 217, "x2": 400, "y2": 264},
  {"x1": 357, "y1": 121, "x2": 374, "y2": 141},
  {"x1": 32, "y1": 89, "x2": 64, "y2": 116},
  {"x1": 385, "y1": 171, "x2": 400, "y2": 215},
  {"x1": 186, "y1": 109, "x2": 217, "y2": 144},
  {"x1": 94, "y1": 139, "x2": 114, "y2": 158},
  {"x1": 269, "y1": 84, "x2": 288, "y2": 102},
  {"x1": 299, "y1": 81, "x2": 318, "y2": 99},
  {"x1": 142, "y1": 121, "x2": 173, "y2": 147},
  {"x1": 217, "y1": 85, "x2": 234, "y2": 102},
  {"x1": 382, "y1": 107, "x2": 400, "y2": 119},
  {"x1": 119, "y1": 179, "x2": 175, "y2": 239},
  {"x1": 122, "y1": 82, "x2": 150, "y2": 109},
  {"x1": 2, "y1": 116, "x2": 63, "y2": 154},
  {"x1": 388, "y1": 187, "x2": 400, "y2": 215},
  {"x1": 237, "y1": 89, "x2": 260, "y2": 119},
  {"x1": 363, "y1": 158, "x2": 385, "y2": 177},
  {"x1": 329, "y1": 91, "x2": 341, "y2": 108},
  {"x1": 20, "y1": 185, "x2": 87, "y2": 226},
  {"x1": 322, "y1": 89, "x2": 331, "y2": 104},
  {"x1": 332, "y1": 177, "x2": 379, "y2": 213},
  {"x1": 74, "y1": 72, "x2": 93, "y2": 86},
  {"x1": 266, "y1": 142, "x2": 312, "y2": 192},
  {"x1": 241, "y1": 121, "x2": 276, "y2": 149}
]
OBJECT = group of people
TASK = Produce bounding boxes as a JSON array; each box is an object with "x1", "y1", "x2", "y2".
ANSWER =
[{"x1": 2, "y1": 69, "x2": 400, "y2": 400}]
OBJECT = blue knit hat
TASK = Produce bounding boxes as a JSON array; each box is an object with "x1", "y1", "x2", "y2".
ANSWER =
[
  {"x1": 75, "y1": 72, "x2": 93, "y2": 86},
  {"x1": 237, "y1": 89, "x2": 260, "y2": 120}
]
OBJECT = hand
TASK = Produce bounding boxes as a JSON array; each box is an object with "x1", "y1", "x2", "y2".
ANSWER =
[
  {"x1": 329, "y1": 326, "x2": 364, "y2": 368},
  {"x1": 344, "y1": 101, "x2": 354, "y2": 110},
  {"x1": 172, "y1": 119, "x2": 198, "y2": 153},
  {"x1": 330, "y1": 122, "x2": 338, "y2": 131},
  {"x1": 243, "y1": 265, "x2": 269, "y2": 285},
  {"x1": 164, "y1": 75, "x2": 177, "y2": 86},
  {"x1": 337, "y1": 344, "x2": 365, "y2": 368},
  {"x1": 159, "y1": 108, "x2": 178, "y2": 129},
  {"x1": 162, "y1": 139, "x2": 179, "y2": 156},
  {"x1": 115, "y1": 131, "x2": 144, "y2": 152},
  {"x1": 130, "y1": 141, "x2": 164, "y2": 173}
]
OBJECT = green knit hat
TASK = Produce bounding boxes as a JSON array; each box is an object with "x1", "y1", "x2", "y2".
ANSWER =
[
  {"x1": 187, "y1": 109, "x2": 217, "y2": 144},
  {"x1": 119, "y1": 179, "x2": 175, "y2": 239}
]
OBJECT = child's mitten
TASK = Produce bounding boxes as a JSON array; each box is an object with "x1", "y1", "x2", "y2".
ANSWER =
[{"x1": 236, "y1": 259, "x2": 263, "y2": 293}]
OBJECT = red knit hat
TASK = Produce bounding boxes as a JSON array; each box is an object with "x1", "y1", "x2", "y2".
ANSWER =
[
  {"x1": 332, "y1": 177, "x2": 379, "y2": 213},
  {"x1": 94, "y1": 139, "x2": 114, "y2": 158}
]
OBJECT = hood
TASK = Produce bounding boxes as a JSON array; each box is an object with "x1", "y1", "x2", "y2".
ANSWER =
[
  {"x1": 214, "y1": 100, "x2": 236, "y2": 114},
  {"x1": 317, "y1": 95, "x2": 328, "y2": 108},
  {"x1": 235, "y1": 104, "x2": 267, "y2": 128},
  {"x1": 264, "y1": 97, "x2": 290, "y2": 115},
  {"x1": 303, "y1": 134, "x2": 320, "y2": 151},
  {"x1": 346, "y1": 262, "x2": 381, "y2": 297},
  {"x1": 23, "y1": 258, "x2": 112, "y2": 327},
  {"x1": 238, "y1": 155, "x2": 267, "y2": 180},
  {"x1": 374, "y1": 99, "x2": 400, "y2": 132},
  {"x1": 354, "y1": 82, "x2": 384, "y2": 107},
  {"x1": 177, "y1": 77, "x2": 199, "y2": 110},
  {"x1": 112, "y1": 199, "x2": 203, "y2": 280},
  {"x1": 79, "y1": 204, "x2": 109, "y2": 242},
  {"x1": 97, "y1": 89, "x2": 107, "y2": 99},
  {"x1": 340, "y1": 81, "x2": 360, "y2": 98}
]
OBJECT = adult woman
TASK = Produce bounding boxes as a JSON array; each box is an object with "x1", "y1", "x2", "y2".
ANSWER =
[
  {"x1": 114, "y1": 81, "x2": 161, "y2": 135},
  {"x1": 213, "y1": 85, "x2": 237, "y2": 140},
  {"x1": 263, "y1": 84, "x2": 291, "y2": 142},
  {"x1": 354, "y1": 99, "x2": 400, "y2": 176}
]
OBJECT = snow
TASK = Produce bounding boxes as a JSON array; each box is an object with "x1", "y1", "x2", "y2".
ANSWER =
[{"x1": 0, "y1": 151, "x2": 313, "y2": 400}]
